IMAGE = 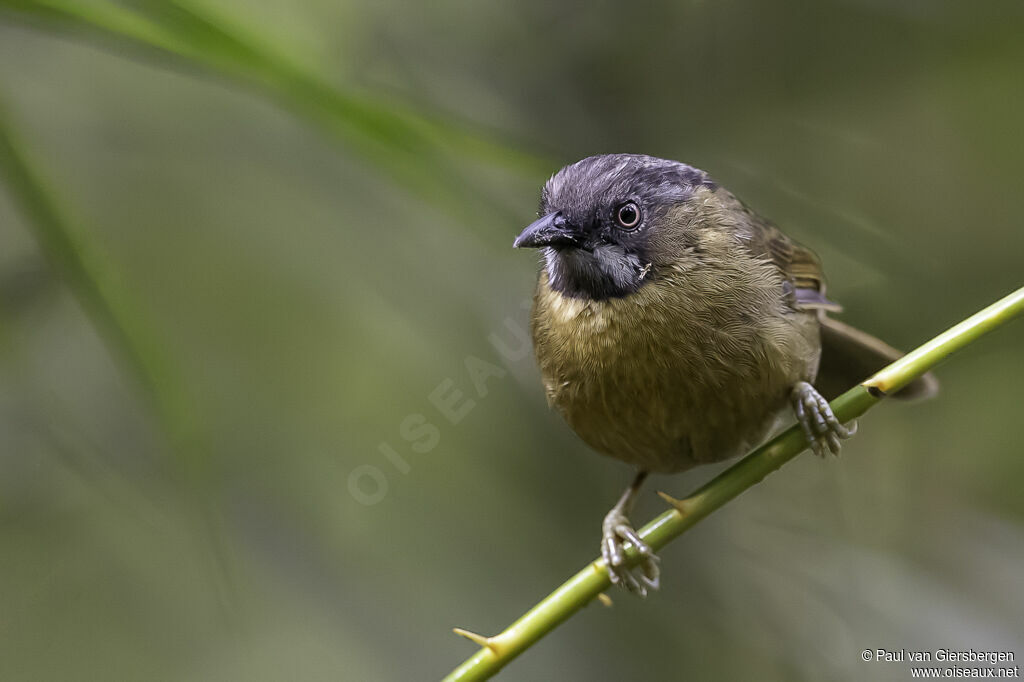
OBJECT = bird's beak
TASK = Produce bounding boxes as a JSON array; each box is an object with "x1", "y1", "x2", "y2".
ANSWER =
[{"x1": 513, "y1": 212, "x2": 579, "y2": 249}]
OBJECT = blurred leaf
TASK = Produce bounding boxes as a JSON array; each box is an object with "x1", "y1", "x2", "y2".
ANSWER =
[
  {"x1": 0, "y1": 0, "x2": 553, "y2": 219},
  {"x1": 0, "y1": 99, "x2": 199, "y2": 457}
]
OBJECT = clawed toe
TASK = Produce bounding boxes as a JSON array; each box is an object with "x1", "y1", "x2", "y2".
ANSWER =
[
  {"x1": 601, "y1": 512, "x2": 660, "y2": 597},
  {"x1": 791, "y1": 381, "x2": 857, "y2": 458}
]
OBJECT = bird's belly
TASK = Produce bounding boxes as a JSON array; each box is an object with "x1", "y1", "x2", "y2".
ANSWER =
[
  {"x1": 548, "y1": 361, "x2": 788, "y2": 473},
  {"x1": 534, "y1": 295, "x2": 816, "y2": 473}
]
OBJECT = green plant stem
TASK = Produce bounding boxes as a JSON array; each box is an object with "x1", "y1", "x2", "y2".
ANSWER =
[
  {"x1": 0, "y1": 99, "x2": 241, "y2": 611},
  {"x1": 443, "y1": 285, "x2": 1024, "y2": 682},
  {"x1": 0, "y1": 100, "x2": 198, "y2": 453}
]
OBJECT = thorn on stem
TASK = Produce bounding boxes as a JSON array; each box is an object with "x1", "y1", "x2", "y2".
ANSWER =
[
  {"x1": 453, "y1": 627, "x2": 497, "y2": 652},
  {"x1": 657, "y1": 490, "x2": 691, "y2": 514}
]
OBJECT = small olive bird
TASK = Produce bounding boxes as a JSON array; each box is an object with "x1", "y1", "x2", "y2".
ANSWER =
[{"x1": 514, "y1": 154, "x2": 936, "y2": 595}]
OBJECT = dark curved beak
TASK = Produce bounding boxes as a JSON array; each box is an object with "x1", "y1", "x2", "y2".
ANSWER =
[{"x1": 513, "y1": 212, "x2": 579, "y2": 249}]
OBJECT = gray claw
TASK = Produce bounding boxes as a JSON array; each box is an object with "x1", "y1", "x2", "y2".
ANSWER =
[
  {"x1": 791, "y1": 381, "x2": 857, "y2": 458},
  {"x1": 614, "y1": 523, "x2": 654, "y2": 558},
  {"x1": 601, "y1": 510, "x2": 661, "y2": 597}
]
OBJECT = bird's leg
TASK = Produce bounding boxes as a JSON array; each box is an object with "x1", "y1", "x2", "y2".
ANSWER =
[
  {"x1": 601, "y1": 470, "x2": 660, "y2": 596},
  {"x1": 791, "y1": 381, "x2": 858, "y2": 457}
]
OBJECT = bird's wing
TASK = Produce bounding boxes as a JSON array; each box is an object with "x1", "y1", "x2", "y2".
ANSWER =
[
  {"x1": 733, "y1": 201, "x2": 938, "y2": 401},
  {"x1": 737, "y1": 205, "x2": 841, "y2": 312}
]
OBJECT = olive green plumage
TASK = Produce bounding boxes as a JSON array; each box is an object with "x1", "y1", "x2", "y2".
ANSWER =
[
  {"x1": 515, "y1": 153, "x2": 935, "y2": 594},
  {"x1": 530, "y1": 208, "x2": 819, "y2": 473}
]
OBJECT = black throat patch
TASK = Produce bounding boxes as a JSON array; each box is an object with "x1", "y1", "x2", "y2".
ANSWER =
[{"x1": 543, "y1": 245, "x2": 648, "y2": 300}]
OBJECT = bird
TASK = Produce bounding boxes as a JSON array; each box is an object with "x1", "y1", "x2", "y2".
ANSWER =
[{"x1": 513, "y1": 153, "x2": 936, "y2": 596}]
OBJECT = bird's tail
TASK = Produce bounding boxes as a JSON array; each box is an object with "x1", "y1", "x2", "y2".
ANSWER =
[{"x1": 814, "y1": 316, "x2": 939, "y2": 401}]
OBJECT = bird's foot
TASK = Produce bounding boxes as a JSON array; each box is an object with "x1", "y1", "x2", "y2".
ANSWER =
[
  {"x1": 791, "y1": 381, "x2": 857, "y2": 457},
  {"x1": 601, "y1": 508, "x2": 660, "y2": 597}
]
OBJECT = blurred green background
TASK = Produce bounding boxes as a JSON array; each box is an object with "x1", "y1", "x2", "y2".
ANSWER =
[{"x1": 1, "y1": 1, "x2": 1022, "y2": 681}]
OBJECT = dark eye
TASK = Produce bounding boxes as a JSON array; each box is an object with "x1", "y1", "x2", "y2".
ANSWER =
[{"x1": 615, "y1": 202, "x2": 641, "y2": 229}]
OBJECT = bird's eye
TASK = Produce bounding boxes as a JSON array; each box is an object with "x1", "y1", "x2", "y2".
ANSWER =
[{"x1": 615, "y1": 202, "x2": 641, "y2": 229}]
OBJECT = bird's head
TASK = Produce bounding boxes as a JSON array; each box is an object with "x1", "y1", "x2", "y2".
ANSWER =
[{"x1": 514, "y1": 154, "x2": 715, "y2": 300}]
